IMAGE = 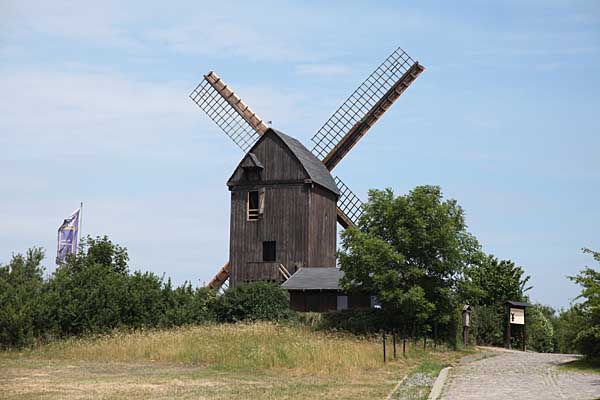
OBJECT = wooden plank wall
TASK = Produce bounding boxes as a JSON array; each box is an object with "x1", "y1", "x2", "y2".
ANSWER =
[
  {"x1": 228, "y1": 133, "x2": 338, "y2": 286},
  {"x1": 308, "y1": 185, "x2": 337, "y2": 268},
  {"x1": 229, "y1": 184, "x2": 310, "y2": 285}
]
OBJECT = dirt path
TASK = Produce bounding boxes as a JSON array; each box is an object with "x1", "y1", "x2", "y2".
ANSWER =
[{"x1": 440, "y1": 349, "x2": 600, "y2": 400}]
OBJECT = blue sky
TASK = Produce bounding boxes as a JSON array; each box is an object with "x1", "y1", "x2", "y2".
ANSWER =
[{"x1": 1, "y1": 0, "x2": 598, "y2": 310}]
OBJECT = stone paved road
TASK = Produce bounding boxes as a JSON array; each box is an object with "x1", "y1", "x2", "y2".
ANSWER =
[{"x1": 441, "y1": 348, "x2": 600, "y2": 400}]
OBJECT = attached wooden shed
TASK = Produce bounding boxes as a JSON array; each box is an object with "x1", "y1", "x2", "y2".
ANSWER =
[{"x1": 281, "y1": 268, "x2": 371, "y2": 312}]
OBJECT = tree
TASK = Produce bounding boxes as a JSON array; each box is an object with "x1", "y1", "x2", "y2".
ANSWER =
[
  {"x1": 339, "y1": 186, "x2": 481, "y2": 336},
  {"x1": 0, "y1": 248, "x2": 46, "y2": 347},
  {"x1": 568, "y1": 248, "x2": 600, "y2": 358},
  {"x1": 526, "y1": 305, "x2": 555, "y2": 353},
  {"x1": 460, "y1": 255, "x2": 531, "y2": 307},
  {"x1": 456, "y1": 251, "x2": 533, "y2": 347}
]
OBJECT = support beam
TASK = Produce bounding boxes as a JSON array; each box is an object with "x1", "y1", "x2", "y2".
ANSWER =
[
  {"x1": 336, "y1": 206, "x2": 354, "y2": 229},
  {"x1": 207, "y1": 261, "x2": 231, "y2": 290},
  {"x1": 204, "y1": 71, "x2": 269, "y2": 135}
]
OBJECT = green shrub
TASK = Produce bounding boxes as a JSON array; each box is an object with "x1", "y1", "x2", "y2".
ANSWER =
[
  {"x1": 471, "y1": 305, "x2": 503, "y2": 346},
  {"x1": 575, "y1": 326, "x2": 600, "y2": 359},
  {"x1": 216, "y1": 281, "x2": 292, "y2": 322},
  {"x1": 526, "y1": 305, "x2": 555, "y2": 353},
  {"x1": 556, "y1": 306, "x2": 586, "y2": 353},
  {"x1": 0, "y1": 238, "x2": 219, "y2": 349},
  {"x1": 0, "y1": 248, "x2": 46, "y2": 348},
  {"x1": 318, "y1": 309, "x2": 386, "y2": 334}
]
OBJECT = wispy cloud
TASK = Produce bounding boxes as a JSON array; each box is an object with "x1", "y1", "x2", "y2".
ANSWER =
[
  {"x1": 295, "y1": 63, "x2": 353, "y2": 77},
  {"x1": 0, "y1": 67, "x2": 197, "y2": 158}
]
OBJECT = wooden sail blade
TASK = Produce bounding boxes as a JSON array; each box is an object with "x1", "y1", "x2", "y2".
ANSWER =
[
  {"x1": 189, "y1": 71, "x2": 268, "y2": 151},
  {"x1": 311, "y1": 48, "x2": 425, "y2": 170},
  {"x1": 334, "y1": 176, "x2": 364, "y2": 228}
]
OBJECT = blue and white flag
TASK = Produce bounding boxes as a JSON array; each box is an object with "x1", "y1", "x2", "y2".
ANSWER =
[{"x1": 57, "y1": 208, "x2": 80, "y2": 263}]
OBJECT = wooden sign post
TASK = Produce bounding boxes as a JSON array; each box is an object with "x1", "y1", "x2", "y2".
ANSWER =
[
  {"x1": 462, "y1": 304, "x2": 472, "y2": 346},
  {"x1": 505, "y1": 301, "x2": 529, "y2": 351}
]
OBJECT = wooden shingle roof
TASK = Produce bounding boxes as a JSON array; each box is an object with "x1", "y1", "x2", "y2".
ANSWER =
[
  {"x1": 269, "y1": 129, "x2": 340, "y2": 196},
  {"x1": 281, "y1": 267, "x2": 343, "y2": 290}
]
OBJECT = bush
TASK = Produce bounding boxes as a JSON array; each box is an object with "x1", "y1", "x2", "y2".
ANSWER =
[
  {"x1": 575, "y1": 326, "x2": 600, "y2": 359},
  {"x1": 0, "y1": 248, "x2": 46, "y2": 347},
  {"x1": 216, "y1": 281, "x2": 292, "y2": 322},
  {"x1": 556, "y1": 306, "x2": 586, "y2": 354},
  {"x1": 526, "y1": 305, "x2": 555, "y2": 353},
  {"x1": 471, "y1": 305, "x2": 503, "y2": 346},
  {"x1": 318, "y1": 309, "x2": 386, "y2": 335},
  {"x1": 0, "y1": 238, "x2": 218, "y2": 349}
]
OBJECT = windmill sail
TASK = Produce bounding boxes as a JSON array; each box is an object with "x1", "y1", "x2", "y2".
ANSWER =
[
  {"x1": 189, "y1": 71, "x2": 267, "y2": 152},
  {"x1": 311, "y1": 47, "x2": 424, "y2": 170},
  {"x1": 334, "y1": 176, "x2": 364, "y2": 228}
]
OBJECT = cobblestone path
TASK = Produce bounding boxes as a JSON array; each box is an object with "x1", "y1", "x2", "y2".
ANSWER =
[{"x1": 441, "y1": 349, "x2": 600, "y2": 400}]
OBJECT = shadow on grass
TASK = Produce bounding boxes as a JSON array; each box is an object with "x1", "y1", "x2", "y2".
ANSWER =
[{"x1": 559, "y1": 358, "x2": 600, "y2": 374}]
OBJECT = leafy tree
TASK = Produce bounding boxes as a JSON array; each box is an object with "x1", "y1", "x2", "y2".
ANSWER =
[
  {"x1": 339, "y1": 186, "x2": 481, "y2": 336},
  {"x1": 460, "y1": 255, "x2": 531, "y2": 307},
  {"x1": 526, "y1": 305, "x2": 555, "y2": 353},
  {"x1": 457, "y1": 252, "x2": 533, "y2": 347},
  {"x1": 555, "y1": 306, "x2": 586, "y2": 354},
  {"x1": 0, "y1": 248, "x2": 46, "y2": 347},
  {"x1": 568, "y1": 248, "x2": 600, "y2": 358}
]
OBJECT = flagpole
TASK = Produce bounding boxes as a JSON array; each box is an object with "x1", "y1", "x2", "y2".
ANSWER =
[{"x1": 79, "y1": 201, "x2": 83, "y2": 248}]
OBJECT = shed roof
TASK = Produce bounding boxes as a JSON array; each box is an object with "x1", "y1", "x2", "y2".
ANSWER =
[
  {"x1": 281, "y1": 267, "x2": 343, "y2": 290},
  {"x1": 505, "y1": 300, "x2": 530, "y2": 307},
  {"x1": 269, "y1": 129, "x2": 339, "y2": 196}
]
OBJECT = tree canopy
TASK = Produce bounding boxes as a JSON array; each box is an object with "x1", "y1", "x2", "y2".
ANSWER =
[
  {"x1": 339, "y1": 185, "x2": 481, "y2": 334},
  {"x1": 568, "y1": 248, "x2": 600, "y2": 358}
]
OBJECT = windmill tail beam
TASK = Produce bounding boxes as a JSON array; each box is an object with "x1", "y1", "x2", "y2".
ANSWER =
[
  {"x1": 207, "y1": 261, "x2": 231, "y2": 290},
  {"x1": 322, "y1": 62, "x2": 425, "y2": 170},
  {"x1": 203, "y1": 71, "x2": 269, "y2": 135}
]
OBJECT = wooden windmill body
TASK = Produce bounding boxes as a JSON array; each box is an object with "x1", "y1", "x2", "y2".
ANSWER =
[
  {"x1": 190, "y1": 47, "x2": 425, "y2": 292},
  {"x1": 227, "y1": 128, "x2": 338, "y2": 286}
]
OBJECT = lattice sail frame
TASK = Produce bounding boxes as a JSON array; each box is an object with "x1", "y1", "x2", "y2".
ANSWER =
[
  {"x1": 189, "y1": 72, "x2": 266, "y2": 152},
  {"x1": 311, "y1": 47, "x2": 418, "y2": 162},
  {"x1": 334, "y1": 176, "x2": 364, "y2": 228}
]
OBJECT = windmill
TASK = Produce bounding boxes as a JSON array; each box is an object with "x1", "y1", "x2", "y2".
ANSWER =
[{"x1": 190, "y1": 47, "x2": 424, "y2": 291}]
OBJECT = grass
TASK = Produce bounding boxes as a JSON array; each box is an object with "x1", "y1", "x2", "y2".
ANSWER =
[
  {"x1": 0, "y1": 323, "x2": 468, "y2": 399},
  {"x1": 559, "y1": 358, "x2": 600, "y2": 374}
]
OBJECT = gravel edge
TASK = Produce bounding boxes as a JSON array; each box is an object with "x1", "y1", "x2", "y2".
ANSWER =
[{"x1": 427, "y1": 366, "x2": 451, "y2": 400}]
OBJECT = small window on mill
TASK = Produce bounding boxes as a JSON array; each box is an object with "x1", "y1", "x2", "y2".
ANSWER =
[
  {"x1": 263, "y1": 241, "x2": 276, "y2": 262},
  {"x1": 247, "y1": 189, "x2": 264, "y2": 221},
  {"x1": 247, "y1": 191, "x2": 259, "y2": 220}
]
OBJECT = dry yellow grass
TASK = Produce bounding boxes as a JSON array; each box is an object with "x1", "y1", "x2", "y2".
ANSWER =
[
  {"x1": 29, "y1": 323, "x2": 385, "y2": 375},
  {"x1": 1, "y1": 323, "x2": 468, "y2": 399}
]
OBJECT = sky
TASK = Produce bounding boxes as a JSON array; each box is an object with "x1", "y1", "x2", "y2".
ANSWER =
[{"x1": 1, "y1": 0, "x2": 598, "y2": 310}]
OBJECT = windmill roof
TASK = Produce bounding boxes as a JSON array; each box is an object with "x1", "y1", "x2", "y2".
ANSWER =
[
  {"x1": 269, "y1": 128, "x2": 339, "y2": 196},
  {"x1": 240, "y1": 152, "x2": 264, "y2": 169},
  {"x1": 281, "y1": 267, "x2": 343, "y2": 290}
]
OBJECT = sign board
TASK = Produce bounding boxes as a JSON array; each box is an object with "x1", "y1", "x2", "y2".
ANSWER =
[{"x1": 509, "y1": 308, "x2": 525, "y2": 325}]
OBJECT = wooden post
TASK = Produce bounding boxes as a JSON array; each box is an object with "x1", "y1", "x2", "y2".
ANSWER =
[
  {"x1": 403, "y1": 338, "x2": 407, "y2": 357},
  {"x1": 383, "y1": 332, "x2": 387, "y2": 363},
  {"x1": 523, "y1": 319, "x2": 527, "y2": 352},
  {"x1": 505, "y1": 303, "x2": 511, "y2": 349},
  {"x1": 393, "y1": 333, "x2": 397, "y2": 360},
  {"x1": 423, "y1": 336, "x2": 427, "y2": 351}
]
